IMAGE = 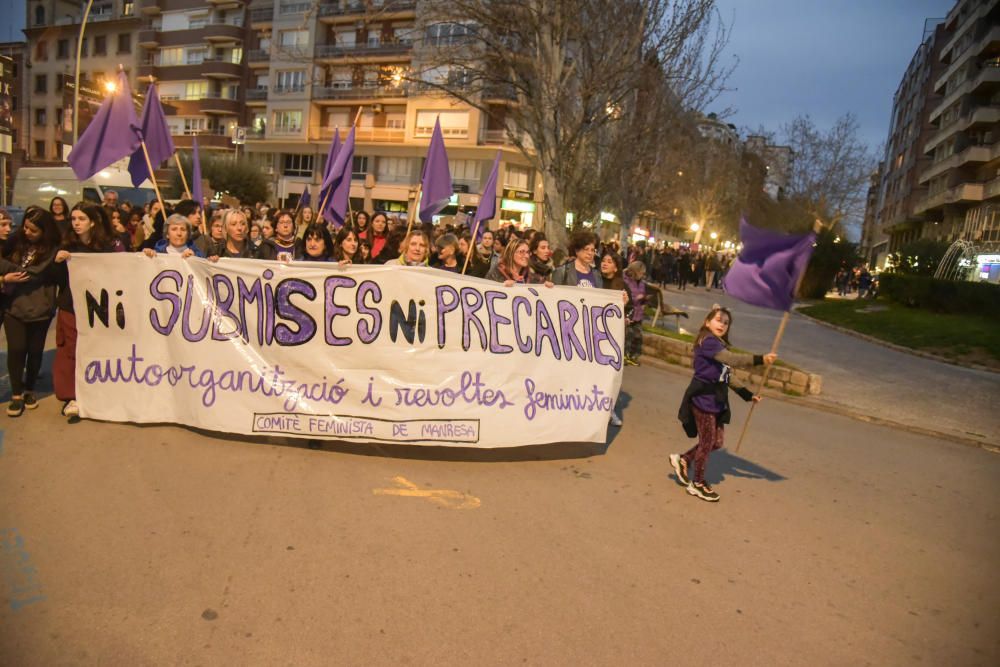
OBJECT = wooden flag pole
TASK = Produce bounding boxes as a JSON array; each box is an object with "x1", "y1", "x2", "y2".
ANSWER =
[
  {"x1": 462, "y1": 218, "x2": 482, "y2": 275},
  {"x1": 173, "y1": 153, "x2": 191, "y2": 199},
  {"x1": 139, "y1": 139, "x2": 168, "y2": 229},
  {"x1": 735, "y1": 218, "x2": 824, "y2": 452},
  {"x1": 405, "y1": 183, "x2": 422, "y2": 238}
]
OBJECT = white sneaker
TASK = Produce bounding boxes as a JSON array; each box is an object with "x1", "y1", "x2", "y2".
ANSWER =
[
  {"x1": 63, "y1": 400, "x2": 80, "y2": 418},
  {"x1": 609, "y1": 411, "x2": 622, "y2": 427}
]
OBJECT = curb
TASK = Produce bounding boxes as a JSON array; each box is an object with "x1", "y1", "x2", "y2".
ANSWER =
[
  {"x1": 794, "y1": 308, "x2": 999, "y2": 375},
  {"x1": 637, "y1": 354, "x2": 998, "y2": 454}
]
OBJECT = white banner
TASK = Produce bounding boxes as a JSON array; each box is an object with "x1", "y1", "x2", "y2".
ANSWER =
[{"x1": 70, "y1": 255, "x2": 625, "y2": 447}]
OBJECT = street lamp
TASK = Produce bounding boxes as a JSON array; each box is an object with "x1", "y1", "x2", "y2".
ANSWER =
[
  {"x1": 103, "y1": 79, "x2": 117, "y2": 94},
  {"x1": 689, "y1": 222, "x2": 700, "y2": 232},
  {"x1": 709, "y1": 231, "x2": 718, "y2": 240},
  {"x1": 72, "y1": 0, "x2": 96, "y2": 147}
]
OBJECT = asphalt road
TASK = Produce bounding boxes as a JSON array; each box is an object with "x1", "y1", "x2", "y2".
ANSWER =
[
  {"x1": 655, "y1": 285, "x2": 1000, "y2": 445},
  {"x1": 2, "y1": 364, "x2": 997, "y2": 666}
]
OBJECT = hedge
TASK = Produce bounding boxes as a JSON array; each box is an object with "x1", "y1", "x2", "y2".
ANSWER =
[{"x1": 879, "y1": 273, "x2": 1000, "y2": 319}]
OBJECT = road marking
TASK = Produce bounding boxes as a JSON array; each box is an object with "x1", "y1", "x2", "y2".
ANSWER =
[
  {"x1": 373, "y1": 476, "x2": 481, "y2": 510},
  {"x1": 1, "y1": 528, "x2": 47, "y2": 612}
]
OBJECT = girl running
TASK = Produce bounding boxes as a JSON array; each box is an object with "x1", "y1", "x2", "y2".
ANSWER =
[{"x1": 670, "y1": 305, "x2": 775, "y2": 502}]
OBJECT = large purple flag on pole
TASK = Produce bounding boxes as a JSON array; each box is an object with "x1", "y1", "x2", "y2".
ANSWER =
[
  {"x1": 419, "y1": 117, "x2": 452, "y2": 223},
  {"x1": 472, "y1": 151, "x2": 501, "y2": 242},
  {"x1": 299, "y1": 185, "x2": 311, "y2": 208},
  {"x1": 321, "y1": 126, "x2": 354, "y2": 228},
  {"x1": 723, "y1": 218, "x2": 817, "y2": 311},
  {"x1": 127, "y1": 83, "x2": 175, "y2": 186},
  {"x1": 67, "y1": 71, "x2": 141, "y2": 181},
  {"x1": 191, "y1": 137, "x2": 203, "y2": 208}
]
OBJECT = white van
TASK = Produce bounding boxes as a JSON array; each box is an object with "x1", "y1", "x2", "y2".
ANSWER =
[{"x1": 12, "y1": 165, "x2": 157, "y2": 209}]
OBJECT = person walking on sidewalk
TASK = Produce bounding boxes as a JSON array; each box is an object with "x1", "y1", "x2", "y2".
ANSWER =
[{"x1": 669, "y1": 305, "x2": 776, "y2": 502}]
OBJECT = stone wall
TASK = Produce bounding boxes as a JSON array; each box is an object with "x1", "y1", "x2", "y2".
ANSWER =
[{"x1": 642, "y1": 333, "x2": 822, "y2": 396}]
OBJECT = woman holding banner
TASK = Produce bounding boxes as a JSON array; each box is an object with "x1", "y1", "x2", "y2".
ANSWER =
[
  {"x1": 0, "y1": 207, "x2": 61, "y2": 417},
  {"x1": 52, "y1": 203, "x2": 127, "y2": 422},
  {"x1": 332, "y1": 227, "x2": 363, "y2": 265},
  {"x1": 214, "y1": 209, "x2": 258, "y2": 259}
]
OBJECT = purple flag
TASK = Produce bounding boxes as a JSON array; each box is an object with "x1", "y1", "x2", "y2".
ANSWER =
[
  {"x1": 472, "y1": 151, "x2": 501, "y2": 242},
  {"x1": 316, "y1": 128, "x2": 341, "y2": 215},
  {"x1": 67, "y1": 71, "x2": 141, "y2": 181},
  {"x1": 127, "y1": 83, "x2": 175, "y2": 187},
  {"x1": 723, "y1": 218, "x2": 816, "y2": 311},
  {"x1": 419, "y1": 117, "x2": 452, "y2": 223},
  {"x1": 300, "y1": 185, "x2": 311, "y2": 208},
  {"x1": 321, "y1": 126, "x2": 354, "y2": 228},
  {"x1": 191, "y1": 137, "x2": 203, "y2": 208}
]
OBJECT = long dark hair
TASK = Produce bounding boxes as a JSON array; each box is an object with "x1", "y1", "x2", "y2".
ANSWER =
[
  {"x1": 333, "y1": 226, "x2": 361, "y2": 263},
  {"x1": 302, "y1": 223, "x2": 334, "y2": 261},
  {"x1": 66, "y1": 203, "x2": 116, "y2": 251},
  {"x1": 9, "y1": 206, "x2": 61, "y2": 264},
  {"x1": 695, "y1": 304, "x2": 733, "y2": 348},
  {"x1": 49, "y1": 196, "x2": 69, "y2": 219}
]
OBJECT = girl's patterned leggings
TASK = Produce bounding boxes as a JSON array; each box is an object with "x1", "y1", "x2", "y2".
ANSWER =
[{"x1": 682, "y1": 406, "x2": 724, "y2": 483}]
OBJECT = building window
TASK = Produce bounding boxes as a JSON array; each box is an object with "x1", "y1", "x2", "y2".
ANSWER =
[
  {"x1": 376, "y1": 156, "x2": 412, "y2": 184},
  {"x1": 92, "y1": 3, "x2": 112, "y2": 17},
  {"x1": 55, "y1": 108, "x2": 64, "y2": 127},
  {"x1": 118, "y1": 34, "x2": 131, "y2": 54},
  {"x1": 425, "y1": 23, "x2": 471, "y2": 47},
  {"x1": 282, "y1": 154, "x2": 313, "y2": 177},
  {"x1": 34, "y1": 74, "x2": 47, "y2": 94},
  {"x1": 504, "y1": 164, "x2": 531, "y2": 190},
  {"x1": 34, "y1": 108, "x2": 47, "y2": 126},
  {"x1": 34, "y1": 140, "x2": 45, "y2": 158},
  {"x1": 278, "y1": 29, "x2": 308, "y2": 53},
  {"x1": 273, "y1": 110, "x2": 302, "y2": 132},
  {"x1": 185, "y1": 81, "x2": 208, "y2": 99},
  {"x1": 122, "y1": 0, "x2": 134, "y2": 16},
  {"x1": 94, "y1": 35, "x2": 107, "y2": 56},
  {"x1": 159, "y1": 48, "x2": 183, "y2": 66},
  {"x1": 352, "y1": 155, "x2": 369, "y2": 180},
  {"x1": 80, "y1": 37, "x2": 88, "y2": 57},
  {"x1": 34, "y1": 5, "x2": 44, "y2": 26},
  {"x1": 57, "y1": 39, "x2": 70, "y2": 59},
  {"x1": 415, "y1": 110, "x2": 468, "y2": 138},
  {"x1": 35, "y1": 40, "x2": 47, "y2": 61},
  {"x1": 275, "y1": 70, "x2": 305, "y2": 92},
  {"x1": 183, "y1": 118, "x2": 208, "y2": 135}
]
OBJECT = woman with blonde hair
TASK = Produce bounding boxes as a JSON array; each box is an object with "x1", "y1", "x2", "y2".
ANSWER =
[{"x1": 394, "y1": 229, "x2": 430, "y2": 266}]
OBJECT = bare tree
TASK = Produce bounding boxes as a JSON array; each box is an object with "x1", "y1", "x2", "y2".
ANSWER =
[
  {"x1": 414, "y1": 0, "x2": 732, "y2": 245},
  {"x1": 780, "y1": 113, "x2": 877, "y2": 234}
]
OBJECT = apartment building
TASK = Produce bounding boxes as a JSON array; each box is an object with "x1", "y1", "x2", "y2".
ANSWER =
[
  {"x1": 867, "y1": 19, "x2": 947, "y2": 266},
  {"x1": 136, "y1": 0, "x2": 250, "y2": 154},
  {"x1": 240, "y1": 0, "x2": 541, "y2": 225},
  {"x1": 23, "y1": 0, "x2": 141, "y2": 162},
  {"x1": 915, "y1": 0, "x2": 1000, "y2": 252},
  {"x1": 1, "y1": 42, "x2": 28, "y2": 201}
]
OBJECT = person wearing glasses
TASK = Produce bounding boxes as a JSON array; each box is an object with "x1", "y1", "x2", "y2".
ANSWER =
[
  {"x1": 486, "y1": 238, "x2": 553, "y2": 286},
  {"x1": 552, "y1": 231, "x2": 602, "y2": 288}
]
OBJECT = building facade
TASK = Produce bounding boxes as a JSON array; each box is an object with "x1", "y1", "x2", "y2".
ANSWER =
[
  {"x1": 23, "y1": 0, "x2": 142, "y2": 163},
  {"x1": 743, "y1": 134, "x2": 792, "y2": 201},
  {"x1": 870, "y1": 0, "x2": 1000, "y2": 272}
]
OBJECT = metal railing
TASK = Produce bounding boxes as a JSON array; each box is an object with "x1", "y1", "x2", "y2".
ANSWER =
[
  {"x1": 313, "y1": 84, "x2": 408, "y2": 99},
  {"x1": 318, "y1": 0, "x2": 415, "y2": 17},
  {"x1": 314, "y1": 41, "x2": 412, "y2": 58}
]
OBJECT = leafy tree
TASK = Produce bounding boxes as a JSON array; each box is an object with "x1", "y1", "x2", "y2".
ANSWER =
[
  {"x1": 799, "y1": 227, "x2": 859, "y2": 299},
  {"x1": 888, "y1": 238, "x2": 951, "y2": 277},
  {"x1": 169, "y1": 153, "x2": 271, "y2": 206}
]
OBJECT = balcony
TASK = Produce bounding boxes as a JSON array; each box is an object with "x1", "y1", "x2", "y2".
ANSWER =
[
  {"x1": 313, "y1": 84, "x2": 408, "y2": 100},
  {"x1": 138, "y1": 0, "x2": 161, "y2": 15},
  {"x1": 201, "y1": 56, "x2": 243, "y2": 78},
  {"x1": 479, "y1": 129, "x2": 522, "y2": 145},
  {"x1": 246, "y1": 49, "x2": 268, "y2": 64},
  {"x1": 200, "y1": 94, "x2": 241, "y2": 115},
  {"x1": 204, "y1": 21, "x2": 244, "y2": 43},
  {"x1": 923, "y1": 106, "x2": 1000, "y2": 154},
  {"x1": 914, "y1": 182, "x2": 985, "y2": 214},
  {"x1": 173, "y1": 133, "x2": 232, "y2": 150},
  {"x1": 317, "y1": 126, "x2": 405, "y2": 142},
  {"x1": 919, "y1": 143, "x2": 995, "y2": 184},
  {"x1": 250, "y1": 6, "x2": 273, "y2": 25},
  {"x1": 319, "y1": 0, "x2": 415, "y2": 21},
  {"x1": 137, "y1": 28, "x2": 159, "y2": 47},
  {"x1": 985, "y1": 176, "x2": 1000, "y2": 200},
  {"x1": 273, "y1": 84, "x2": 306, "y2": 95},
  {"x1": 314, "y1": 41, "x2": 413, "y2": 61},
  {"x1": 246, "y1": 87, "x2": 268, "y2": 102},
  {"x1": 278, "y1": 1, "x2": 311, "y2": 15},
  {"x1": 929, "y1": 65, "x2": 1000, "y2": 122}
]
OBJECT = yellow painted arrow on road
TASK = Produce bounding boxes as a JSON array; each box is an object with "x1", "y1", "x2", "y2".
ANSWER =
[{"x1": 373, "y1": 476, "x2": 481, "y2": 510}]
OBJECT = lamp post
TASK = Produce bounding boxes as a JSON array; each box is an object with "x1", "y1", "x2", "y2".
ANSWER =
[{"x1": 72, "y1": 0, "x2": 95, "y2": 147}]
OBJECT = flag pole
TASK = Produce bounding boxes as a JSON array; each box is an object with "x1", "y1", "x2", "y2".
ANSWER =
[
  {"x1": 462, "y1": 218, "x2": 482, "y2": 275},
  {"x1": 174, "y1": 153, "x2": 192, "y2": 199},
  {"x1": 735, "y1": 219, "x2": 824, "y2": 452},
  {"x1": 139, "y1": 139, "x2": 168, "y2": 229},
  {"x1": 405, "y1": 183, "x2": 421, "y2": 238},
  {"x1": 345, "y1": 107, "x2": 363, "y2": 229}
]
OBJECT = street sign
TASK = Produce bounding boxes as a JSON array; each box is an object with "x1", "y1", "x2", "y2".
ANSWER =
[
  {"x1": 232, "y1": 126, "x2": 247, "y2": 144},
  {"x1": 0, "y1": 55, "x2": 13, "y2": 154}
]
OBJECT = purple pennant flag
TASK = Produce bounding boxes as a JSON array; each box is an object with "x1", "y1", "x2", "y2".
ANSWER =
[
  {"x1": 191, "y1": 137, "x2": 203, "y2": 208},
  {"x1": 67, "y1": 70, "x2": 141, "y2": 181},
  {"x1": 723, "y1": 217, "x2": 817, "y2": 311},
  {"x1": 316, "y1": 128, "x2": 341, "y2": 215},
  {"x1": 473, "y1": 151, "x2": 501, "y2": 242},
  {"x1": 127, "y1": 83, "x2": 176, "y2": 187},
  {"x1": 299, "y1": 185, "x2": 311, "y2": 208},
  {"x1": 321, "y1": 126, "x2": 354, "y2": 228},
  {"x1": 419, "y1": 117, "x2": 452, "y2": 223}
]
